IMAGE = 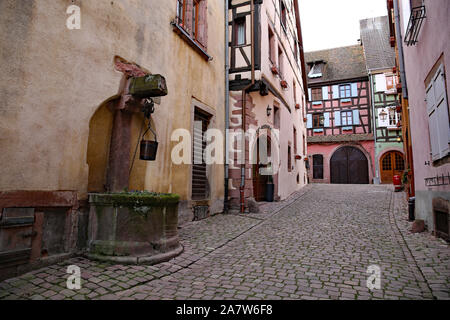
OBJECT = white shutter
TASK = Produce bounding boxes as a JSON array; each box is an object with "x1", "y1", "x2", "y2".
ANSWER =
[
  {"x1": 332, "y1": 85, "x2": 339, "y2": 99},
  {"x1": 307, "y1": 114, "x2": 312, "y2": 128},
  {"x1": 334, "y1": 111, "x2": 341, "y2": 126},
  {"x1": 322, "y1": 86, "x2": 328, "y2": 100},
  {"x1": 375, "y1": 74, "x2": 387, "y2": 92},
  {"x1": 324, "y1": 112, "x2": 330, "y2": 127},
  {"x1": 433, "y1": 66, "x2": 450, "y2": 158},
  {"x1": 353, "y1": 110, "x2": 360, "y2": 125},
  {"x1": 426, "y1": 80, "x2": 441, "y2": 161},
  {"x1": 351, "y1": 83, "x2": 358, "y2": 97},
  {"x1": 308, "y1": 88, "x2": 312, "y2": 101}
]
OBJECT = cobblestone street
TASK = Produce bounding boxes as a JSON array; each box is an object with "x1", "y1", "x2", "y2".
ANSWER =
[{"x1": 1, "y1": 184, "x2": 449, "y2": 300}]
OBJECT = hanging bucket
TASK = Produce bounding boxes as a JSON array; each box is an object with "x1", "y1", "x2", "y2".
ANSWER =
[{"x1": 139, "y1": 125, "x2": 158, "y2": 161}]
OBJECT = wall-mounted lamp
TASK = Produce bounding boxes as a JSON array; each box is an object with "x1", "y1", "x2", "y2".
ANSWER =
[{"x1": 267, "y1": 105, "x2": 272, "y2": 116}]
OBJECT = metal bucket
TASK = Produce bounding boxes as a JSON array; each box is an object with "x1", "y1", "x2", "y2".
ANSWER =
[{"x1": 140, "y1": 140, "x2": 158, "y2": 161}]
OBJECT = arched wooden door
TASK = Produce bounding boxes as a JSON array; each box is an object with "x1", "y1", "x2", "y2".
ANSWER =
[
  {"x1": 252, "y1": 136, "x2": 271, "y2": 201},
  {"x1": 330, "y1": 146, "x2": 369, "y2": 184},
  {"x1": 380, "y1": 151, "x2": 405, "y2": 184}
]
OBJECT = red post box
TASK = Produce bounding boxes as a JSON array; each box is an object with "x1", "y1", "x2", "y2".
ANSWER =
[{"x1": 393, "y1": 175, "x2": 402, "y2": 192}]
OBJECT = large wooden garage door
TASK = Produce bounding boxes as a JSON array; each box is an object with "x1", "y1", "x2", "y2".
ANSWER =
[
  {"x1": 380, "y1": 151, "x2": 405, "y2": 184},
  {"x1": 330, "y1": 146, "x2": 369, "y2": 184}
]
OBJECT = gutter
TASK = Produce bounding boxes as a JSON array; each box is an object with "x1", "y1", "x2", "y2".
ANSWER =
[
  {"x1": 394, "y1": 0, "x2": 408, "y2": 98},
  {"x1": 224, "y1": 0, "x2": 230, "y2": 213},
  {"x1": 240, "y1": 0, "x2": 255, "y2": 213},
  {"x1": 293, "y1": 0, "x2": 309, "y2": 101},
  {"x1": 369, "y1": 72, "x2": 380, "y2": 184}
]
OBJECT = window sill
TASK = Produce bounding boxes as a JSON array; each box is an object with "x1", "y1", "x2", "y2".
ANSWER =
[
  {"x1": 171, "y1": 21, "x2": 212, "y2": 61},
  {"x1": 312, "y1": 101, "x2": 322, "y2": 106},
  {"x1": 340, "y1": 98, "x2": 352, "y2": 103},
  {"x1": 342, "y1": 126, "x2": 353, "y2": 131},
  {"x1": 313, "y1": 128, "x2": 324, "y2": 133}
]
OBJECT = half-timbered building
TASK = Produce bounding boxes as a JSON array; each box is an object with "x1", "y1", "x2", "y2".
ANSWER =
[
  {"x1": 305, "y1": 45, "x2": 375, "y2": 184},
  {"x1": 227, "y1": 0, "x2": 308, "y2": 211},
  {"x1": 360, "y1": 16, "x2": 405, "y2": 185}
]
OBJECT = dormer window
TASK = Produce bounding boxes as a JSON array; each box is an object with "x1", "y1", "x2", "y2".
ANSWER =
[{"x1": 308, "y1": 62, "x2": 323, "y2": 79}]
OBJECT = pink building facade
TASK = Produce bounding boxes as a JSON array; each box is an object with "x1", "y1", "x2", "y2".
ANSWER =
[
  {"x1": 305, "y1": 46, "x2": 376, "y2": 184},
  {"x1": 397, "y1": 0, "x2": 450, "y2": 236}
]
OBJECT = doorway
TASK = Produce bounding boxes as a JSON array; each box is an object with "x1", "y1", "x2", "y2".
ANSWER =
[
  {"x1": 330, "y1": 146, "x2": 369, "y2": 184},
  {"x1": 380, "y1": 151, "x2": 405, "y2": 184}
]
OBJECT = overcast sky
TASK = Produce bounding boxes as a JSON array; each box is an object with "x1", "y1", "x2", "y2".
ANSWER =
[{"x1": 299, "y1": 0, "x2": 388, "y2": 52}]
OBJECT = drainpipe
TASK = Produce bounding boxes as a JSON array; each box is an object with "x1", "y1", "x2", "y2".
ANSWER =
[
  {"x1": 369, "y1": 72, "x2": 380, "y2": 184},
  {"x1": 224, "y1": 0, "x2": 230, "y2": 213},
  {"x1": 394, "y1": 0, "x2": 408, "y2": 99},
  {"x1": 240, "y1": 0, "x2": 255, "y2": 213}
]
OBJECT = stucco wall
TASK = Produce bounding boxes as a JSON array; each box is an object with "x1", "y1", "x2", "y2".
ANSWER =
[
  {"x1": 308, "y1": 141, "x2": 376, "y2": 184},
  {"x1": 399, "y1": 0, "x2": 450, "y2": 192},
  {"x1": 0, "y1": 1, "x2": 225, "y2": 207}
]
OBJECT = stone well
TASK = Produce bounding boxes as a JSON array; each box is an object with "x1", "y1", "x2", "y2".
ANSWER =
[{"x1": 86, "y1": 192, "x2": 183, "y2": 264}]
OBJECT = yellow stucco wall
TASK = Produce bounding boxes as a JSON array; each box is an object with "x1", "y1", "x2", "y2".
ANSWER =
[{"x1": 0, "y1": 0, "x2": 225, "y2": 202}]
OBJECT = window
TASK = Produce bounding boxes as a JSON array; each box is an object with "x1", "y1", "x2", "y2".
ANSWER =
[
  {"x1": 308, "y1": 63, "x2": 323, "y2": 78},
  {"x1": 235, "y1": 17, "x2": 246, "y2": 46},
  {"x1": 313, "y1": 113, "x2": 324, "y2": 128},
  {"x1": 293, "y1": 81, "x2": 297, "y2": 105},
  {"x1": 386, "y1": 75, "x2": 396, "y2": 91},
  {"x1": 388, "y1": 108, "x2": 401, "y2": 127},
  {"x1": 278, "y1": 47, "x2": 284, "y2": 78},
  {"x1": 287, "y1": 145, "x2": 292, "y2": 172},
  {"x1": 274, "y1": 106, "x2": 280, "y2": 129},
  {"x1": 313, "y1": 154, "x2": 324, "y2": 179},
  {"x1": 192, "y1": 107, "x2": 212, "y2": 200},
  {"x1": 341, "y1": 111, "x2": 353, "y2": 126},
  {"x1": 268, "y1": 27, "x2": 275, "y2": 63},
  {"x1": 311, "y1": 88, "x2": 322, "y2": 101},
  {"x1": 176, "y1": 0, "x2": 187, "y2": 26},
  {"x1": 293, "y1": 127, "x2": 297, "y2": 154},
  {"x1": 339, "y1": 84, "x2": 351, "y2": 98},
  {"x1": 426, "y1": 64, "x2": 450, "y2": 161},
  {"x1": 174, "y1": 0, "x2": 208, "y2": 50},
  {"x1": 192, "y1": 0, "x2": 199, "y2": 39},
  {"x1": 280, "y1": 1, "x2": 287, "y2": 31}
]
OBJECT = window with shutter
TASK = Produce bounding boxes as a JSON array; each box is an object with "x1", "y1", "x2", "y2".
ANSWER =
[
  {"x1": 192, "y1": 108, "x2": 211, "y2": 200},
  {"x1": 427, "y1": 65, "x2": 450, "y2": 161}
]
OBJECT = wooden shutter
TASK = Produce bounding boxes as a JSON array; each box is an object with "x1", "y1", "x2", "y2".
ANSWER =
[
  {"x1": 306, "y1": 114, "x2": 312, "y2": 128},
  {"x1": 332, "y1": 85, "x2": 339, "y2": 99},
  {"x1": 197, "y1": 0, "x2": 208, "y2": 48},
  {"x1": 192, "y1": 109, "x2": 210, "y2": 200},
  {"x1": 334, "y1": 111, "x2": 341, "y2": 126},
  {"x1": 428, "y1": 65, "x2": 450, "y2": 160},
  {"x1": 353, "y1": 110, "x2": 360, "y2": 125},
  {"x1": 322, "y1": 86, "x2": 328, "y2": 100}
]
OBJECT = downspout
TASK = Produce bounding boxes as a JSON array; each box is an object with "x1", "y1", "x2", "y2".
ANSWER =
[
  {"x1": 394, "y1": 0, "x2": 415, "y2": 195},
  {"x1": 224, "y1": 0, "x2": 230, "y2": 213},
  {"x1": 394, "y1": 0, "x2": 408, "y2": 98},
  {"x1": 369, "y1": 72, "x2": 380, "y2": 184},
  {"x1": 240, "y1": 0, "x2": 255, "y2": 213}
]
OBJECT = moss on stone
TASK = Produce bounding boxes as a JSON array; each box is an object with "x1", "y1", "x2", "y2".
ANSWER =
[{"x1": 89, "y1": 191, "x2": 180, "y2": 207}]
